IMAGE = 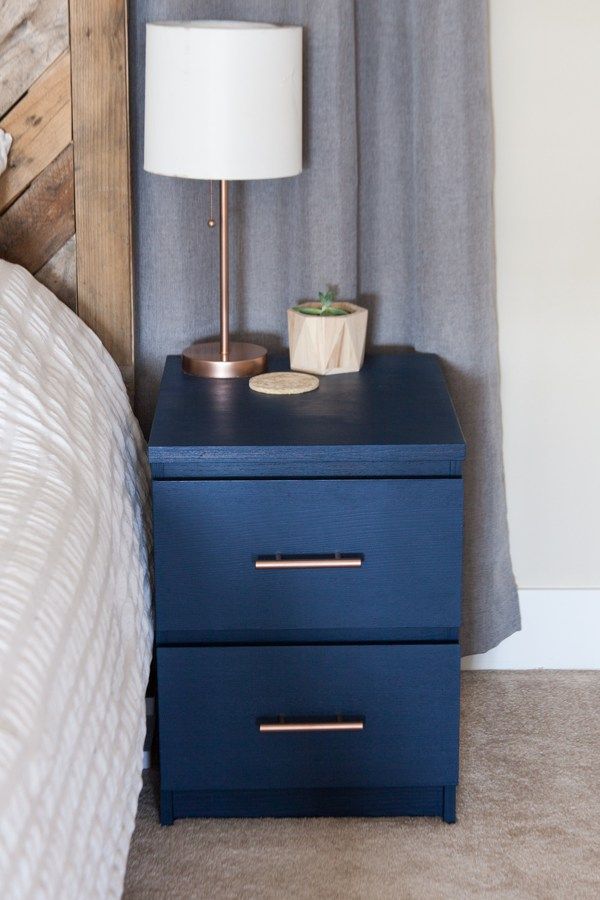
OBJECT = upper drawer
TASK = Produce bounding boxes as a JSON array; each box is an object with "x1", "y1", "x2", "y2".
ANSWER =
[{"x1": 153, "y1": 478, "x2": 463, "y2": 642}]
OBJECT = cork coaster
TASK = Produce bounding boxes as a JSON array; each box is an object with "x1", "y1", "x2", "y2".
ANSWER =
[{"x1": 249, "y1": 371, "x2": 319, "y2": 395}]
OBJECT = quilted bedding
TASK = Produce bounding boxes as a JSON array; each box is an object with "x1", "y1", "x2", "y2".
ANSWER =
[{"x1": 0, "y1": 261, "x2": 152, "y2": 898}]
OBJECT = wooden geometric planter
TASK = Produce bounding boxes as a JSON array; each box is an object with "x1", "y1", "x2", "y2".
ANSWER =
[{"x1": 287, "y1": 302, "x2": 368, "y2": 376}]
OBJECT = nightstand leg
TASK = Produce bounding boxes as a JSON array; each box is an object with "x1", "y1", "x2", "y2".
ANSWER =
[
  {"x1": 160, "y1": 790, "x2": 174, "y2": 826},
  {"x1": 442, "y1": 785, "x2": 456, "y2": 824}
]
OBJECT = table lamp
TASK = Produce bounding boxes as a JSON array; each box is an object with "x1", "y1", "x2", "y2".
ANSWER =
[{"x1": 144, "y1": 20, "x2": 303, "y2": 377}]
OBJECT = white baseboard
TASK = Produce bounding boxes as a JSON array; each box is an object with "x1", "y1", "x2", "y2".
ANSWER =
[{"x1": 462, "y1": 589, "x2": 600, "y2": 670}]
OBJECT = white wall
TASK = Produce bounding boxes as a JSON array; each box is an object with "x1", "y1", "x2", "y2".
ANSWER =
[
  {"x1": 490, "y1": 0, "x2": 600, "y2": 589},
  {"x1": 463, "y1": 589, "x2": 599, "y2": 669}
]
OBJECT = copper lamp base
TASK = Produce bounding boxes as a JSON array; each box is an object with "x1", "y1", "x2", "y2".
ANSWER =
[{"x1": 182, "y1": 341, "x2": 267, "y2": 378}]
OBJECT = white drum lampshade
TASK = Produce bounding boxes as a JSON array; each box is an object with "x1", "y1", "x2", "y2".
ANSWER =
[
  {"x1": 144, "y1": 20, "x2": 303, "y2": 378},
  {"x1": 144, "y1": 21, "x2": 302, "y2": 181}
]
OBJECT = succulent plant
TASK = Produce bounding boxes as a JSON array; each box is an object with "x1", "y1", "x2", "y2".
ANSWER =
[{"x1": 292, "y1": 290, "x2": 349, "y2": 316}]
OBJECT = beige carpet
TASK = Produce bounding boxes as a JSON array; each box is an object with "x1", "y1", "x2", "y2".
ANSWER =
[{"x1": 124, "y1": 672, "x2": 600, "y2": 899}]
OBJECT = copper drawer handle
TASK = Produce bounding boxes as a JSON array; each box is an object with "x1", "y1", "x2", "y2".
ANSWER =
[
  {"x1": 255, "y1": 554, "x2": 363, "y2": 570},
  {"x1": 259, "y1": 719, "x2": 364, "y2": 733}
]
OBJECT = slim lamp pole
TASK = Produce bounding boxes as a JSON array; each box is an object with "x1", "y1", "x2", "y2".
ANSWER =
[
  {"x1": 182, "y1": 174, "x2": 265, "y2": 377},
  {"x1": 219, "y1": 179, "x2": 230, "y2": 362}
]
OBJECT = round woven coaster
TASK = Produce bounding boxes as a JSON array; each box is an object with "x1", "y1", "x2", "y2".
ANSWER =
[{"x1": 249, "y1": 371, "x2": 320, "y2": 395}]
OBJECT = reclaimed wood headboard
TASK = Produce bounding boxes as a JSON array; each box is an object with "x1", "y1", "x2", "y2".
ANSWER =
[{"x1": 0, "y1": 0, "x2": 134, "y2": 390}]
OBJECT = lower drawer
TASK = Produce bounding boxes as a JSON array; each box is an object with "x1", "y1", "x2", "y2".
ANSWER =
[{"x1": 158, "y1": 643, "x2": 460, "y2": 793}]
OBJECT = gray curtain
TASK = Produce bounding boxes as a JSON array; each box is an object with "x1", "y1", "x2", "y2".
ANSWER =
[{"x1": 129, "y1": 0, "x2": 521, "y2": 655}]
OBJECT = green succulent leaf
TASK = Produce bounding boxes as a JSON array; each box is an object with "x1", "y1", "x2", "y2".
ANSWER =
[
  {"x1": 292, "y1": 288, "x2": 349, "y2": 316},
  {"x1": 292, "y1": 305, "x2": 323, "y2": 315}
]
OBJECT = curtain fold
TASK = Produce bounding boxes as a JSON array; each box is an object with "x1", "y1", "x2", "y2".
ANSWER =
[{"x1": 129, "y1": 0, "x2": 520, "y2": 655}]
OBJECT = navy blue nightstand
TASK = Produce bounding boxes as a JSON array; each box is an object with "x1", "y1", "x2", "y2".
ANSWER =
[{"x1": 149, "y1": 353, "x2": 466, "y2": 825}]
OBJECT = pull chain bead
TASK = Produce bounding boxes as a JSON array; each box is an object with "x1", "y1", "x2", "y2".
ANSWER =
[{"x1": 207, "y1": 180, "x2": 216, "y2": 228}]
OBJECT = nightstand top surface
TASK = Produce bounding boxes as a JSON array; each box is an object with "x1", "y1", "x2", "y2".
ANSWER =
[{"x1": 149, "y1": 353, "x2": 465, "y2": 473}]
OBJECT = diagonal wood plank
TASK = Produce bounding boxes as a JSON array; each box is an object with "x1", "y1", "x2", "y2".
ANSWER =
[
  {"x1": 0, "y1": 145, "x2": 74, "y2": 272},
  {"x1": 35, "y1": 234, "x2": 76, "y2": 310},
  {"x1": 0, "y1": 0, "x2": 69, "y2": 118},
  {"x1": 0, "y1": 50, "x2": 72, "y2": 214},
  {"x1": 70, "y1": 0, "x2": 134, "y2": 378}
]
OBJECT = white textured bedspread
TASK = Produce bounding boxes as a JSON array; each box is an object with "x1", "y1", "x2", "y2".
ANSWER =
[{"x1": 0, "y1": 262, "x2": 152, "y2": 899}]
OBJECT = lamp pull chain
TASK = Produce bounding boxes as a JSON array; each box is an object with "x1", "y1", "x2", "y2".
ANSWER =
[{"x1": 208, "y1": 180, "x2": 216, "y2": 229}]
